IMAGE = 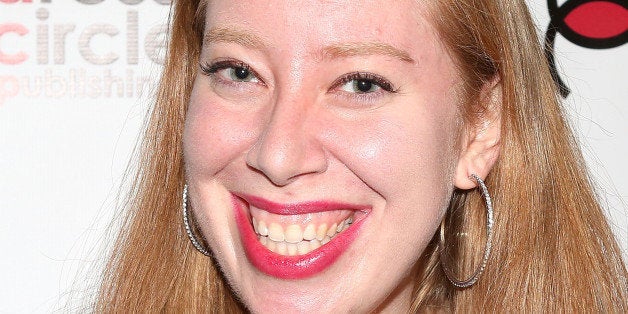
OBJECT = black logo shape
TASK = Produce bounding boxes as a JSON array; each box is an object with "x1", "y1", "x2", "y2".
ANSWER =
[{"x1": 544, "y1": 0, "x2": 628, "y2": 97}]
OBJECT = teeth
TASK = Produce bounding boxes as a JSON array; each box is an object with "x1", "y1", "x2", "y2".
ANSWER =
[
  {"x1": 267, "y1": 239, "x2": 277, "y2": 253},
  {"x1": 297, "y1": 241, "x2": 310, "y2": 255},
  {"x1": 284, "y1": 225, "x2": 303, "y2": 244},
  {"x1": 327, "y1": 223, "x2": 337, "y2": 237},
  {"x1": 303, "y1": 224, "x2": 316, "y2": 241},
  {"x1": 337, "y1": 220, "x2": 345, "y2": 232},
  {"x1": 258, "y1": 220, "x2": 268, "y2": 236},
  {"x1": 254, "y1": 216, "x2": 354, "y2": 256},
  {"x1": 268, "y1": 223, "x2": 284, "y2": 242},
  {"x1": 253, "y1": 217, "x2": 259, "y2": 234},
  {"x1": 316, "y1": 223, "x2": 328, "y2": 241},
  {"x1": 276, "y1": 241, "x2": 287, "y2": 255},
  {"x1": 309, "y1": 239, "x2": 321, "y2": 251}
]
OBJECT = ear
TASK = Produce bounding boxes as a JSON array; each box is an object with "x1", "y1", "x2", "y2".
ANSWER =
[{"x1": 454, "y1": 76, "x2": 502, "y2": 190}]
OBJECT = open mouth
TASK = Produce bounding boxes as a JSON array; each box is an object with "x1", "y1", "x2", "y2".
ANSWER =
[
  {"x1": 232, "y1": 193, "x2": 369, "y2": 279},
  {"x1": 252, "y1": 209, "x2": 355, "y2": 256}
]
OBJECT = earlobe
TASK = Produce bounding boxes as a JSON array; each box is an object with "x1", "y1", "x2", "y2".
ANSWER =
[{"x1": 454, "y1": 77, "x2": 502, "y2": 190}]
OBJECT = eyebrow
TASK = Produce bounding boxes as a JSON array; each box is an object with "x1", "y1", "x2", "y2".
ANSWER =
[
  {"x1": 204, "y1": 27, "x2": 268, "y2": 50},
  {"x1": 322, "y1": 42, "x2": 415, "y2": 63},
  {"x1": 204, "y1": 27, "x2": 415, "y2": 64}
]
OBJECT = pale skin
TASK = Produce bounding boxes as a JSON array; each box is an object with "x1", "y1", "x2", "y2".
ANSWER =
[{"x1": 183, "y1": 0, "x2": 501, "y2": 313}]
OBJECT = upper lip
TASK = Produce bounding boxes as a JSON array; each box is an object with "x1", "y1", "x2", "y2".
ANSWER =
[{"x1": 235, "y1": 193, "x2": 371, "y2": 215}]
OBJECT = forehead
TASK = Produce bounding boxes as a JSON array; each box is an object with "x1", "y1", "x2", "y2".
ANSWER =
[{"x1": 203, "y1": 0, "x2": 441, "y2": 57}]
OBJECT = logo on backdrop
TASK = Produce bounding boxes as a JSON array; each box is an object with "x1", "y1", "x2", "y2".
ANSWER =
[
  {"x1": 0, "y1": 0, "x2": 170, "y2": 105},
  {"x1": 545, "y1": 0, "x2": 628, "y2": 97}
]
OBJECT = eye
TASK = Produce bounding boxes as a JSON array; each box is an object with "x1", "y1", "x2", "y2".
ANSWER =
[
  {"x1": 223, "y1": 66, "x2": 259, "y2": 83},
  {"x1": 333, "y1": 72, "x2": 396, "y2": 94},
  {"x1": 340, "y1": 79, "x2": 380, "y2": 93},
  {"x1": 200, "y1": 59, "x2": 262, "y2": 84}
]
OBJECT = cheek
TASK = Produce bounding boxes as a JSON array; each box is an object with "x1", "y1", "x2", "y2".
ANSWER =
[
  {"x1": 183, "y1": 83, "x2": 257, "y2": 177},
  {"x1": 325, "y1": 106, "x2": 460, "y2": 202}
]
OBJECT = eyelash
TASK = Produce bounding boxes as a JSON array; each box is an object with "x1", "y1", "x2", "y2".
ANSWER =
[
  {"x1": 199, "y1": 59, "x2": 264, "y2": 84},
  {"x1": 330, "y1": 72, "x2": 397, "y2": 94},
  {"x1": 199, "y1": 60, "x2": 397, "y2": 96}
]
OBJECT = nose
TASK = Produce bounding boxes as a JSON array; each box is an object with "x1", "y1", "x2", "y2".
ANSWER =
[{"x1": 246, "y1": 94, "x2": 328, "y2": 186}]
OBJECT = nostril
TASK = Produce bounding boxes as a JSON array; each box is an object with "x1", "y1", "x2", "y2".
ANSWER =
[
  {"x1": 246, "y1": 135, "x2": 328, "y2": 187},
  {"x1": 246, "y1": 145, "x2": 304, "y2": 186}
]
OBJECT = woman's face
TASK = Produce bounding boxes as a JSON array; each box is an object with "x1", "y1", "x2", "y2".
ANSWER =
[{"x1": 184, "y1": 0, "x2": 464, "y2": 312}]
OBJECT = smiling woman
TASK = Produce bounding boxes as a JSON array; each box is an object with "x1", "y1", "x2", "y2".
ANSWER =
[{"x1": 95, "y1": 0, "x2": 628, "y2": 312}]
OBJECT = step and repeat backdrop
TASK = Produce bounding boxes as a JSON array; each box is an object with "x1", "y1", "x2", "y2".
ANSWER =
[{"x1": 1, "y1": 0, "x2": 626, "y2": 312}]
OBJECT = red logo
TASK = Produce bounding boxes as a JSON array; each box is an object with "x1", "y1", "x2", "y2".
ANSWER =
[{"x1": 545, "y1": 0, "x2": 628, "y2": 97}]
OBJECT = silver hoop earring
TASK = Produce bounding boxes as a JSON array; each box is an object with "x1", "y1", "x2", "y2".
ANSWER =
[
  {"x1": 183, "y1": 184, "x2": 211, "y2": 256},
  {"x1": 439, "y1": 174, "x2": 495, "y2": 288}
]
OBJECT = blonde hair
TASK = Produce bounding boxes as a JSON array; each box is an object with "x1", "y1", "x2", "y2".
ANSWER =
[{"x1": 96, "y1": 0, "x2": 628, "y2": 312}]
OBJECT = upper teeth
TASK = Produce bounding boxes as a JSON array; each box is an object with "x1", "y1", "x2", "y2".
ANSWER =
[{"x1": 253, "y1": 216, "x2": 354, "y2": 256}]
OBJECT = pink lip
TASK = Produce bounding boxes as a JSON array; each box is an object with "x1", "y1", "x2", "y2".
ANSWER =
[
  {"x1": 231, "y1": 194, "x2": 369, "y2": 279},
  {"x1": 238, "y1": 193, "x2": 372, "y2": 215}
]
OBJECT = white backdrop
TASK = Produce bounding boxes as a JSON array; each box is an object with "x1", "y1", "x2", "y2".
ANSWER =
[{"x1": 0, "y1": 0, "x2": 626, "y2": 312}]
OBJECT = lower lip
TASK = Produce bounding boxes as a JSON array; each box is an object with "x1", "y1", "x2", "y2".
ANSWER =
[{"x1": 232, "y1": 195, "x2": 365, "y2": 279}]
